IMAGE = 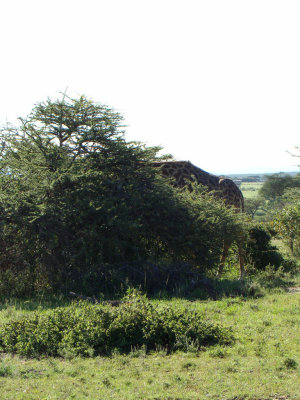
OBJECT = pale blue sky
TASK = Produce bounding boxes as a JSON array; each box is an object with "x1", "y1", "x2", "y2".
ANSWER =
[{"x1": 1, "y1": 0, "x2": 299, "y2": 174}]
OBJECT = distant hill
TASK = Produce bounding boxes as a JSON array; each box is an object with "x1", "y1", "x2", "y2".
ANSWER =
[{"x1": 225, "y1": 171, "x2": 299, "y2": 182}]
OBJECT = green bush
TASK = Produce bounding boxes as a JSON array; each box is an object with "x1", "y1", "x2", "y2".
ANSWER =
[
  {"x1": 245, "y1": 226, "x2": 283, "y2": 271},
  {"x1": 281, "y1": 256, "x2": 299, "y2": 274},
  {"x1": 0, "y1": 362, "x2": 13, "y2": 377},
  {"x1": 0, "y1": 293, "x2": 233, "y2": 357},
  {"x1": 252, "y1": 265, "x2": 295, "y2": 289},
  {"x1": 283, "y1": 357, "x2": 298, "y2": 370},
  {"x1": 200, "y1": 278, "x2": 266, "y2": 299},
  {"x1": 0, "y1": 95, "x2": 246, "y2": 297}
]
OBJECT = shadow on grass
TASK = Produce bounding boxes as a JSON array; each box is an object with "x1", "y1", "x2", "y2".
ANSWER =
[
  {"x1": 188, "y1": 268, "x2": 298, "y2": 301},
  {"x1": 1, "y1": 269, "x2": 298, "y2": 310},
  {"x1": 0, "y1": 295, "x2": 72, "y2": 312},
  {"x1": 185, "y1": 278, "x2": 265, "y2": 300}
]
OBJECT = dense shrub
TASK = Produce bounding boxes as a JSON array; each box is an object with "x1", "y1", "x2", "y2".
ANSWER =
[
  {"x1": 0, "y1": 95, "x2": 246, "y2": 296},
  {"x1": 245, "y1": 225, "x2": 299, "y2": 276},
  {"x1": 252, "y1": 265, "x2": 296, "y2": 289},
  {"x1": 210, "y1": 278, "x2": 266, "y2": 299},
  {"x1": 0, "y1": 293, "x2": 233, "y2": 357},
  {"x1": 281, "y1": 256, "x2": 299, "y2": 274},
  {"x1": 245, "y1": 226, "x2": 283, "y2": 271}
]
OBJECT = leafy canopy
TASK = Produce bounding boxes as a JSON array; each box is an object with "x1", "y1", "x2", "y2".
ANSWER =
[{"x1": 0, "y1": 94, "x2": 245, "y2": 296}]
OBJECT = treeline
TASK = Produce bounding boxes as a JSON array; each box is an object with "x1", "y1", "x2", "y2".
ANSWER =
[
  {"x1": 243, "y1": 171, "x2": 300, "y2": 255},
  {"x1": 0, "y1": 95, "x2": 245, "y2": 297},
  {"x1": 259, "y1": 173, "x2": 300, "y2": 199}
]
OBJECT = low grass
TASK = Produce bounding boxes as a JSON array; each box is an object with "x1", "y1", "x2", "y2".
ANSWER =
[
  {"x1": 240, "y1": 182, "x2": 264, "y2": 199},
  {"x1": 0, "y1": 276, "x2": 299, "y2": 400}
]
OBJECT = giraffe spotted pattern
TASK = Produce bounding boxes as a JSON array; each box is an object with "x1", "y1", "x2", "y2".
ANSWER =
[{"x1": 153, "y1": 161, "x2": 245, "y2": 277}]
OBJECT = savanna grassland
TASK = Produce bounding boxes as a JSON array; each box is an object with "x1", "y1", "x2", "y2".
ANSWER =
[
  {"x1": 240, "y1": 182, "x2": 264, "y2": 199},
  {"x1": 0, "y1": 281, "x2": 299, "y2": 400},
  {"x1": 0, "y1": 96, "x2": 299, "y2": 400}
]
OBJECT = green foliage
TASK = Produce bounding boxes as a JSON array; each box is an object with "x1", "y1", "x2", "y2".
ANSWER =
[
  {"x1": 273, "y1": 200, "x2": 300, "y2": 254},
  {"x1": 244, "y1": 197, "x2": 265, "y2": 219},
  {"x1": 252, "y1": 265, "x2": 295, "y2": 289},
  {"x1": 0, "y1": 292, "x2": 233, "y2": 357},
  {"x1": 245, "y1": 225, "x2": 284, "y2": 271},
  {"x1": 258, "y1": 170, "x2": 300, "y2": 255},
  {"x1": 0, "y1": 269, "x2": 36, "y2": 299},
  {"x1": 0, "y1": 289, "x2": 300, "y2": 399},
  {"x1": 201, "y1": 278, "x2": 266, "y2": 299},
  {"x1": 209, "y1": 345, "x2": 228, "y2": 358},
  {"x1": 0, "y1": 94, "x2": 246, "y2": 297},
  {"x1": 0, "y1": 362, "x2": 13, "y2": 377},
  {"x1": 259, "y1": 173, "x2": 300, "y2": 200},
  {"x1": 283, "y1": 357, "x2": 298, "y2": 370}
]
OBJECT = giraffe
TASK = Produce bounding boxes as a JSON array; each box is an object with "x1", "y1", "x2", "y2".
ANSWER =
[{"x1": 153, "y1": 161, "x2": 245, "y2": 278}]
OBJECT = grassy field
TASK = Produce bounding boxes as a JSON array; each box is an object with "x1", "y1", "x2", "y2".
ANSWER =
[
  {"x1": 0, "y1": 180, "x2": 299, "y2": 399},
  {"x1": 0, "y1": 279, "x2": 299, "y2": 400},
  {"x1": 240, "y1": 182, "x2": 264, "y2": 199}
]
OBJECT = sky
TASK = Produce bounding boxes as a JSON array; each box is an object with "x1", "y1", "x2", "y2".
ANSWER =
[{"x1": 0, "y1": 0, "x2": 299, "y2": 175}]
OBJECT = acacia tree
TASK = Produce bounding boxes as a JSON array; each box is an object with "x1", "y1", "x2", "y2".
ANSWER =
[
  {"x1": 244, "y1": 198, "x2": 265, "y2": 219},
  {"x1": 259, "y1": 173, "x2": 300, "y2": 200},
  {"x1": 0, "y1": 94, "x2": 245, "y2": 296},
  {"x1": 0, "y1": 95, "x2": 162, "y2": 291},
  {"x1": 272, "y1": 189, "x2": 300, "y2": 254},
  {"x1": 269, "y1": 145, "x2": 300, "y2": 254}
]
